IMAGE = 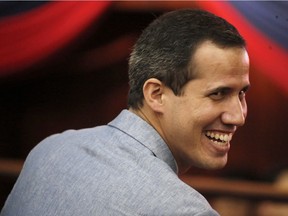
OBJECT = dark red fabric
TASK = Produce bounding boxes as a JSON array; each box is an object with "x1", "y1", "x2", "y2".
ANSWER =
[
  {"x1": 197, "y1": 1, "x2": 288, "y2": 94},
  {"x1": 0, "y1": 1, "x2": 110, "y2": 75},
  {"x1": 1, "y1": 2, "x2": 287, "y2": 95}
]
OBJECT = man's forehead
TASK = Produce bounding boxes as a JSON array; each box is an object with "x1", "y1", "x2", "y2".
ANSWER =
[{"x1": 190, "y1": 42, "x2": 249, "y2": 76}]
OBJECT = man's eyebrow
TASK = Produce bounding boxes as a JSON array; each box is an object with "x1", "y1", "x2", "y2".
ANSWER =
[
  {"x1": 207, "y1": 84, "x2": 251, "y2": 93},
  {"x1": 207, "y1": 86, "x2": 232, "y2": 93}
]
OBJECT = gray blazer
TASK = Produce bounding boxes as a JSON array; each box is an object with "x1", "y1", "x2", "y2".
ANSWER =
[{"x1": 1, "y1": 110, "x2": 218, "y2": 216}]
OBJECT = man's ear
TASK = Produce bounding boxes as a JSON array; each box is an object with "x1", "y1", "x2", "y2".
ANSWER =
[{"x1": 143, "y1": 78, "x2": 164, "y2": 113}]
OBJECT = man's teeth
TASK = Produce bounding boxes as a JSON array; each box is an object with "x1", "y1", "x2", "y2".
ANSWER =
[{"x1": 205, "y1": 131, "x2": 232, "y2": 143}]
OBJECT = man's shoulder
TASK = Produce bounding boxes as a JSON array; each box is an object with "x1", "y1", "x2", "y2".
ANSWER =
[{"x1": 115, "y1": 172, "x2": 219, "y2": 216}]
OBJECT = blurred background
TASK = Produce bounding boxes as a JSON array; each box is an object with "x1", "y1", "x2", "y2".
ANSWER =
[{"x1": 0, "y1": 1, "x2": 287, "y2": 215}]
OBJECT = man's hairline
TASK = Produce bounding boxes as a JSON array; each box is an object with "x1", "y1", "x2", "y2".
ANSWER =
[{"x1": 131, "y1": 39, "x2": 246, "y2": 110}]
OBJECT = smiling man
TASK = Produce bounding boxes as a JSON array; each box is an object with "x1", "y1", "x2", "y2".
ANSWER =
[
  {"x1": 2, "y1": 9, "x2": 249, "y2": 216},
  {"x1": 132, "y1": 40, "x2": 249, "y2": 173},
  {"x1": 132, "y1": 40, "x2": 250, "y2": 174},
  {"x1": 128, "y1": 10, "x2": 250, "y2": 175}
]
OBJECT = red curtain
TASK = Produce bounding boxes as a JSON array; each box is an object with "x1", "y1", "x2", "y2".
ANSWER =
[
  {"x1": 0, "y1": 1, "x2": 110, "y2": 76},
  {"x1": 1, "y1": 1, "x2": 287, "y2": 95}
]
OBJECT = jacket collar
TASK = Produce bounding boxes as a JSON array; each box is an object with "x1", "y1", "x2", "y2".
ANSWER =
[{"x1": 108, "y1": 109, "x2": 178, "y2": 174}]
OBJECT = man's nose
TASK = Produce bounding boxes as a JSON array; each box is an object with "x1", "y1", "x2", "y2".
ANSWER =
[{"x1": 221, "y1": 97, "x2": 247, "y2": 127}]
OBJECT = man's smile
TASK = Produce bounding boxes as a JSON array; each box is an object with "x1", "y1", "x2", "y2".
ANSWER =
[{"x1": 205, "y1": 131, "x2": 233, "y2": 146}]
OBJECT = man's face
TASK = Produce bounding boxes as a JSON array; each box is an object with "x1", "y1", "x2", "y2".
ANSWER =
[{"x1": 160, "y1": 41, "x2": 250, "y2": 174}]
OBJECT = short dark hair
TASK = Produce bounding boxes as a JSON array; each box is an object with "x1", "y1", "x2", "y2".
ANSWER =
[{"x1": 128, "y1": 9, "x2": 245, "y2": 109}]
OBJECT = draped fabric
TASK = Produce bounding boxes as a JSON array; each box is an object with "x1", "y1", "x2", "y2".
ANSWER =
[
  {"x1": 0, "y1": 1, "x2": 111, "y2": 76},
  {"x1": 0, "y1": 1, "x2": 287, "y2": 94}
]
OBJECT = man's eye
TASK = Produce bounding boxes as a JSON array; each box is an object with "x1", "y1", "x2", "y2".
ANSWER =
[
  {"x1": 239, "y1": 90, "x2": 246, "y2": 100},
  {"x1": 209, "y1": 91, "x2": 225, "y2": 100}
]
